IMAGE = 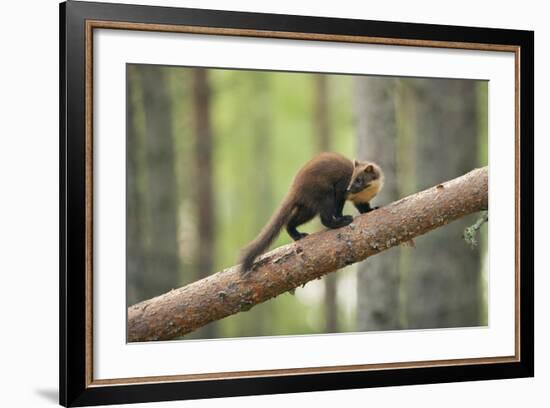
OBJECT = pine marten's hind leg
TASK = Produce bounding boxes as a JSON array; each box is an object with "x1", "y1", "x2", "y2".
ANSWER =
[
  {"x1": 320, "y1": 195, "x2": 353, "y2": 229},
  {"x1": 286, "y1": 205, "x2": 315, "y2": 241}
]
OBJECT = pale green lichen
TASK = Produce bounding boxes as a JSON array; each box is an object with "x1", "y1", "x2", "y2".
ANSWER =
[{"x1": 463, "y1": 211, "x2": 489, "y2": 249}]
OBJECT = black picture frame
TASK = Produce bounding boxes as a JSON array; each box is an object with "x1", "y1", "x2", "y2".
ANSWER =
[{"x1": 60, "y1": 1, "x2": 534, "y2": 406}]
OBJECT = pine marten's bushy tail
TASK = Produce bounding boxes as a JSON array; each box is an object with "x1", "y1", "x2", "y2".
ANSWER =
[{"x1": 239, "y1": 197, "x2": 295, "y2": 273}]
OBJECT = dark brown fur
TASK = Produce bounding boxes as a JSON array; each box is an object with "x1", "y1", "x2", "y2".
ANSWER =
[{"x1": 239, "y1": 152, "x2": 383, "y2": 273}]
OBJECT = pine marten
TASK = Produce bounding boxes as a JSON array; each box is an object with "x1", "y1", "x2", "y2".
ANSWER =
[{"x1": 239, "y1": 152, "x2": 384, "y2": 273}]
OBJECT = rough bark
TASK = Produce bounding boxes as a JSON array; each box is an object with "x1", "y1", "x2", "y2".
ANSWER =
[{"x1": 128, "y1": 167, "x2": 488, "y2": 342}]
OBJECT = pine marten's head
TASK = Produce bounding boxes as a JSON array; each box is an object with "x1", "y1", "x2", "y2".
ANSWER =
[{"x1": 346, "y1": 160, "x2": 384, "y2": 203}]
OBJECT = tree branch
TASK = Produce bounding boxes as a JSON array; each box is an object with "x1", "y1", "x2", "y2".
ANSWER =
[{"x1": 128, "y1": 167, "x2": 488, "y2": 342}]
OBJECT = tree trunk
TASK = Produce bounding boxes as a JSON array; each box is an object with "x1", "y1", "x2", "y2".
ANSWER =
[
  {"x1": 133, "y1": 65, "x2": 180, "y2": 303},
  {"x1": 192, "y1": 68, "x2": 216, "y2": 337},
  {"x1": 128, "y1": 167, "x2": 488, "y2": 342},
  {"x1": 393, "y1": 79, "x2": 419, "y2": 328},
  {"x1": 354, "y1": 76, "x2": 401, "y2": 331},
  {"x1": 314, "y1": 75, "x2": 331, "y2": 153},
  {"x1": 126, "y1": 66, "x2": 148, "y2": 306},
  {"x1": 314, "y1": 74, "x2": 339, "y2": 333},
  {"x1": 228, "y1": 72, "x2": 275, "y2": 338},
  {"x1": 405, "y1": 78, "x2": 482, "y2": 329}
]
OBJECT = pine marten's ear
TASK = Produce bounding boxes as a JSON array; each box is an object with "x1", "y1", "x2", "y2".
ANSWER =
[
  {"x1": 353, "y1": 159, "x2": 359, "y2": 167},
  {"x1": 365, "y1": 164, "x2": 373, "y2": 173}
]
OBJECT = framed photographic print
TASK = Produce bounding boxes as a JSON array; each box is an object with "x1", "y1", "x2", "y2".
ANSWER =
[{"x1": 60, "y1": 0, "x2": 534, "y2": 406}]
